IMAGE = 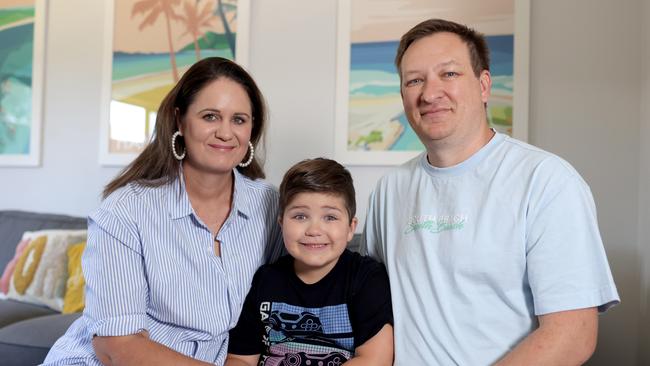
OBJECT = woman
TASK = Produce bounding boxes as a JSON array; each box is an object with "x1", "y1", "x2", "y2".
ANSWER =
[{"x1": 43, "y1": 57, "x2": 283, "y2": 365}]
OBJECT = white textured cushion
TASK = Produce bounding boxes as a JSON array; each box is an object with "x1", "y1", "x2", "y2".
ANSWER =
[{"x1": 7, "y1": 230, "x2": 87, "y2": 311}]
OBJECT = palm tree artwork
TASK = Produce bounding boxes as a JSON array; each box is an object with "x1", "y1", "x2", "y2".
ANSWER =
[
  {"x1": 176, "y1": 0, "x2": 216, "y2": 61},
  {"x1": 131, "y1": 0, "x2": 182, "y2": 82}
]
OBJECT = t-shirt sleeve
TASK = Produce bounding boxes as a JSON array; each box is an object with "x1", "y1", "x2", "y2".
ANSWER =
[
  {"x1": 349, "y1": 258, "x2": 393, "y2": 348},
  {"x1": 84, "y1": 206, "x2": 149, "y2": 337},
  {"x1": 526, "y1": 163, "x2": 620, "y2": 315},
  {"x1": 228, "y1": 268, "x2": 265, "y2": 355}
]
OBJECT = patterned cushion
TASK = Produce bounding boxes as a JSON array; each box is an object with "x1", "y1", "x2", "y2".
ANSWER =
[{"x1": 7, "y1": 230, "x2": 87, "y2": 311}]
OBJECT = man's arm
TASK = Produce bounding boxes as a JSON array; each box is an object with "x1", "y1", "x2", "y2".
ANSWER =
[
  {"x1": 343, "y1": 324, "x2": 394, "y2": 366},
  {"x1": 494, "y1": 307, "x2": 598, "y2": 366},
  {"x1": 93, "y1": 332, "x2": 213, "y2": 366}
]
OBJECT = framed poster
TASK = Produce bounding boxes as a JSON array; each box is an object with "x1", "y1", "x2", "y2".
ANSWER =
[
  {"x1": 99, "y1": 0, "x2": 250, "y2": 166},
  {"x1": 335, "y1": 0, "x2": 530, "y2": 165},
  {"x1": 0, "y1": 0, "x2": 46, "y2": 166}
]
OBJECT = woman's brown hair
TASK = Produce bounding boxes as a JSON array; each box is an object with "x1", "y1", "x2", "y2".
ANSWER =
[{"x1": 103, "y1": 57, "x2": 267, "y2": 198}]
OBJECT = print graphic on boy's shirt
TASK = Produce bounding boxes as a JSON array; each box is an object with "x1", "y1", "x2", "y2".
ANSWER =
[
  {"x1": 403, "y1": 214, "x2": 468, "y2": 235},
  {"x1": 260, "y1": 350, "x2": 348, "y2": 366},
  {"x1": 257, "y1": 301, "x2": 354, "y2": 365}
]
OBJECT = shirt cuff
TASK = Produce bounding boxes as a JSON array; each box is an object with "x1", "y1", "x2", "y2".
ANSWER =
[
  {"x1": 89, "y1": 314, "x2": 148, "y2": 337},
  {"x1": 534, "y1": 285, "x2": 620, "y2": 315}
]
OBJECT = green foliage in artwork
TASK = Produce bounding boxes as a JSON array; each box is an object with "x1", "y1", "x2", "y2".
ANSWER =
[
  {"x1": 489, "y1": 106, "x2": 513, "y2": 126},
  {"x1": 354, "y1": 130, "x2": 383, "y2": 146},
  {"x1": 179, "y1": 31, "x2": 235, "y2": 52},
  {"x1": 0, "y1": 8, "x2": 35, "y2": 28}
]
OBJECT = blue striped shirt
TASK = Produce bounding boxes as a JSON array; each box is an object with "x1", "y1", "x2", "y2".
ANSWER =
[{"x1": 43, "y1": 169, "x2": 283, "y2": 365}]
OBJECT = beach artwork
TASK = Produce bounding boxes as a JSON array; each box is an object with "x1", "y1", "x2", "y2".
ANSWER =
[
  {"x1": 0, "y1": 0, "x2": 45, "y2": 166},
  {"x1": 335, "y1": 0, "x2": 529, "y2": 165},
  {"x1": 100, "y1": 0, "x2": 248, "y2": 165}
]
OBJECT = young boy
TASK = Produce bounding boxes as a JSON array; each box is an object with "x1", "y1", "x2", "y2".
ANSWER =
[{"x1": 226, "y1": 158, "x2": 393, "y2": 366}]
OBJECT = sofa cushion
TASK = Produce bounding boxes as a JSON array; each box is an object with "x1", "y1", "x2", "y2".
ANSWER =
[
  {"x1": 0, "y1": 298, "x2": 57, "y2": 328},
  {"x1": 7, "y1": 229, "x2": 87, "y2": 311},
  {"x1": 0, "y1": 312, "x2": 81, "y2": 366},
  {"x1": 0, "y1": 210, "x2": 86, "y2": 270}
]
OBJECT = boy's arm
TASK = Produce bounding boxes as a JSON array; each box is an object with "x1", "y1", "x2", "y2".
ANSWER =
[
  {"x1": 343, "y1": 324, "x2": 393, "y2": 366},
  {"x1": 224, "y1": 353, "x2": 260, "y2": 366}
]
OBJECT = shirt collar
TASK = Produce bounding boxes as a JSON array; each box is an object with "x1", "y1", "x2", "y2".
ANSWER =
[
  {"x1": 167, "y1": 165, "x2": 252, "y2": 220},
  {"x1": 168, "y1": 165, "x2": 194, "y2": 220},
  {"x1": 231, "y1": 168, "x2": 252, "y2": 220}
]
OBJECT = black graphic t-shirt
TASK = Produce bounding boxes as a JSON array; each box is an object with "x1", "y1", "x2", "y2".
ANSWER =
[{"x1": 228, "y1": 249, "x2": 392, "y2": 365}]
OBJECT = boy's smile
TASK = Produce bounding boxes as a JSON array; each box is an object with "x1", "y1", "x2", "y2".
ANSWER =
[{"x1": 280, "y1": 192, "x2": 357, "y2": 284}]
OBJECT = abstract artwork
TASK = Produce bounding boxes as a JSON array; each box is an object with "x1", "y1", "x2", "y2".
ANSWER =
[
  {"x1": 0, "y1": 0, "x2": 45, "y2": 166},
  {"x1": 335, "y1": 0, "x2": 529, "y2": 165},
  {"x1": 99, "y1": 0, "x2": 249, "y2": 165}
]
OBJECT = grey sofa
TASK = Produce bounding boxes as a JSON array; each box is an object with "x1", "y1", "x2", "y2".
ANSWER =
[{"x1": 0, "y1": 210, "x2": 86, "y2": 366}]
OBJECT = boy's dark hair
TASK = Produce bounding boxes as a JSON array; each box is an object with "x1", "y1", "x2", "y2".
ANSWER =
[
  {"x1": 279, "y1": 158, "x2": 356, "y2": 223},
  {"x1": 395, "y1": 18, "x2": 490, "y2": 78}
]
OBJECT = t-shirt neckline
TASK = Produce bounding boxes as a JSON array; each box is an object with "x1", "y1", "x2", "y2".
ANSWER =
[{"x1": 420, "y1": 130, "x2": 505, "y2": 177}]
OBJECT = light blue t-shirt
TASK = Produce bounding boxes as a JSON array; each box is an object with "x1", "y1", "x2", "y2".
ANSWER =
[{"x1": 363, "y1": 132, "x2": 619, "y2": 366}]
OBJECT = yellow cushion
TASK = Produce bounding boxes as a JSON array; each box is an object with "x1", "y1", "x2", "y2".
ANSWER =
[{"x1": 63, "y1": 241, "x2": 86, "y2": 314}]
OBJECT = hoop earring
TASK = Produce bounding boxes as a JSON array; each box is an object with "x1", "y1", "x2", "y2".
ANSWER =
[
  {"x1": 171, "y1": 131, "x2": 186, "y2": 160},
  {"x1": 238, "y1": 141, "x2": 254, "y2": 168}
]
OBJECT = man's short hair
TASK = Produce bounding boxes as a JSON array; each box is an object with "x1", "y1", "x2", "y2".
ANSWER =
[
  {"x1": 395, "y1": 18, "x2": 490, "y2": 78},
  {"x1": 279, "y1": 158, "x2": 356, "y2": 223}
]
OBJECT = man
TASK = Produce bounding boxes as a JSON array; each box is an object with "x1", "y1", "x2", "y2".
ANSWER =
[{"x1": 362, "y1": 19, "x2": 619, "y2": 365}]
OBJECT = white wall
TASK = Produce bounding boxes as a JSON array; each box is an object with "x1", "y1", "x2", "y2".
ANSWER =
[{"x1": 0, "y1": 0, "x2": 647, "y2": 364}]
